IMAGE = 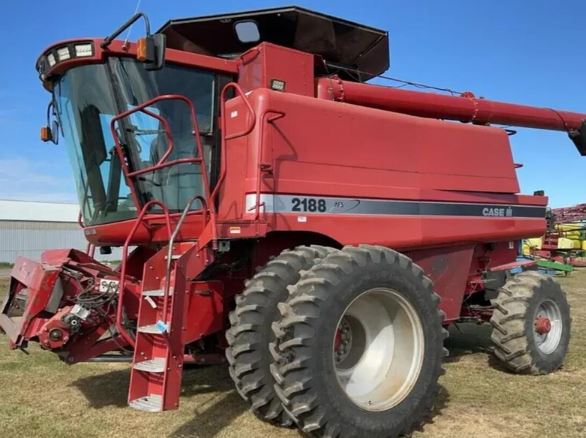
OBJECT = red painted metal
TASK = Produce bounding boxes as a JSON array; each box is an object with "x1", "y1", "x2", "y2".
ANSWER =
[
  {"x1": 110, "y1": 93, "x2": 211, "y2": 200},
  {"x1": 5, "y1": 9, "x2": 586, "y2": 417},
  {"x1": 1, "y1": 250, "x2": 138, "y2": 357},
  {"x1": 128, "y1": 241, "x2": 215, "y2": 410},
  {"x1": 37, "y1": 38, "x2": 238, "y2": 89},
  {"x1": 407, "y1": 245, "x2": 475, "y2": 321},
  {"x1": 317, "y1": 78, "x2": 586, "y2": 132},
  {"x1": 238, "y1": 43, "x2": 315, "y2": 97},
  {"x1": 227, "y1": 89, "x2": 545, "y2": 249},
  {"x1": 535, "y1": 316, "x2": 552, "y2": 335},
  {"x1": 210, "y1": 82, "x2": 256, "y2": 211},
  {"x1": 117, "y1": 200, "x2": 173, "y2": 347},
  {"x1": 552, "y1": 204, "x2": 586, "y2": 223},
  {"x1": 488, "y1": 259, "x2": 537, "y2": 272}
]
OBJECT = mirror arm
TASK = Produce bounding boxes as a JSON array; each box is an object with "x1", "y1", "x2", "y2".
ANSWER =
[
  {"x1": 101, "y1": 12, "x2": 151, "y2": 49},
  {"x1": 41, "y1": 100, "x2": 59, "y2": 144}
]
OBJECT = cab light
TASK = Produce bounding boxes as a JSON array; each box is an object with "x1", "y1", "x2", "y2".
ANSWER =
[
  {"x1": 57, "y1": 47, "x2": 71, "y2": 61},
  {"x1": 47, "y1": 53, "x2": 57, "y2": 67},
  {"x1": 75, "y1": 43, "x2": 93, "y2": 57},
  {"x1": 47, "y1": 53, "x2": 56, "y2": 67}
]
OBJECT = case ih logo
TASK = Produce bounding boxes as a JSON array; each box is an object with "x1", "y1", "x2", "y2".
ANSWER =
[{"x1": 482, "y1": 207, "x2": 514, "y2": 217}]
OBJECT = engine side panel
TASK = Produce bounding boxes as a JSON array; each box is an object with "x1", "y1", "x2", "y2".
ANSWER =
[{"x1": 219, "y1": 89, "x2": 547, "y2": 249}]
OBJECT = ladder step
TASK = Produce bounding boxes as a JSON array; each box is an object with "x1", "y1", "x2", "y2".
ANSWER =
[
  {"x1": 133, "y1": 357, "x2": 166, "y2": 373},
  {"x1": 143, "y1": 289, "x2": 165, "y2": 297},
  {"x1": 143, "y1": 289, "x2": 174, "y2": 297},
  {"x1": 137, "y1": 323, "x2": 165, "y2": 334},
  {"x1": 129, "y1": 394, "x2": 163, "y2": 412}
]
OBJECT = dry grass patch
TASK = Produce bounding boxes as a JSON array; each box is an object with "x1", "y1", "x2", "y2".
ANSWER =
[{"x1": 0, "y1": 271, "x2": 585, "y2": 437}]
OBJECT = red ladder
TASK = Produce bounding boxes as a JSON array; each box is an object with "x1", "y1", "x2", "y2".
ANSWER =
[
  {"x1": 128, "y1": 243, "x2": 193, "y2": 411},
  {"x1": 127, "y1": 198, "x2": 215, "y2": 412}
]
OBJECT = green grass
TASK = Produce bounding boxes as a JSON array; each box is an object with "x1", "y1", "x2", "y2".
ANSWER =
[
  {"x1": 0, "y1": 272, "x2": 585, "y2": 438},
  {"x1": 0, "y1": 262, "x2": 13, "y2": 269}
]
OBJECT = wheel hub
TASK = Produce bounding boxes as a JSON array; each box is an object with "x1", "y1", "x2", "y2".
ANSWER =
[
  {"x1": 334, "y1": 318, "x2": 353, "y2": 364},
  {"x1": 332, "y1": 288, "x2": 424, "y2": 412},
  {"x1": 534, "y1": 315, "x2": 552, "y2": 335},
  {"x1": 534, "y1": 299, "x2": 563, "y2": 354}
]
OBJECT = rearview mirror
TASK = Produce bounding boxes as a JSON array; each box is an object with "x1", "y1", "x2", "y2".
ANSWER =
[
  {"x1": 41, "y1": 101, "x2": 59, "y2": 144},
  {"x1": 51, "y1": 120, "x2": 59, "y2": 144},
  {"x1": 137, "y1": 33, "x2": 166, "y2": 71}
]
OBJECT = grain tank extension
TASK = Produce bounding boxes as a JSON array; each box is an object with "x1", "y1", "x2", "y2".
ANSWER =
[{"x1": 1, "y1": 7, "x2": 582, "y2": 437}]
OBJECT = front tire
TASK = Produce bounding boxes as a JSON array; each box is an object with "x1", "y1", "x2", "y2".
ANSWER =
[
  {"x1": 272, "y1": 245, "x2": 447, "y2": 438},
  {"x1": 226, "y1": 245, "x2": 334, "y2": 426},
  {"x1": 490, "y1": 270, "x2": 571, "y2": 374}
]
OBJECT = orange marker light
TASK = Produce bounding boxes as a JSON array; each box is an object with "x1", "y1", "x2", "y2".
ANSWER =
[
  {"x1": 40, "y1": 126, "x2": 52, "y2": 142},
  {"x1": 136, "y1": 38, "x2": 148, "y2": 62}
]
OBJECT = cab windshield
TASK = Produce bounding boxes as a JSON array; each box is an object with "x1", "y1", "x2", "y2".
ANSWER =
[{"x1": 54, "y1": 58, "x2": 217, "y2": 226}]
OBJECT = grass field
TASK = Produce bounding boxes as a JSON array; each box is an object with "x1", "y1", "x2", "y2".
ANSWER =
[{"x1": 0, "y1": 272, "x2": 585, "y2": 438}]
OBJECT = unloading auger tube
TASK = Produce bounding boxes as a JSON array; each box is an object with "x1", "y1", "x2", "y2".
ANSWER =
[{"x1": 317, "y1": 77, "x2": 586, "y2": 154}]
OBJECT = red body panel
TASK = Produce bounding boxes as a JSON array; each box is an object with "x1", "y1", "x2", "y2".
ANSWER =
[
  {"x1": 238, "y1": 43, "x2": 314, "y2": 96},
  {"x1": 219, "y1": 89, "x2": 546, "y2": 249}
]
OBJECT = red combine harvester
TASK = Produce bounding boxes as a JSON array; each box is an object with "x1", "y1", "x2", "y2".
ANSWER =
[{"x1": 1, "y1": 7, "x2": 584, "y2": 437}]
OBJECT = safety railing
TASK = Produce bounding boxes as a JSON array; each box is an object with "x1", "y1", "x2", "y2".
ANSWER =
[
  {"x1": 253, "y1": 110, "x2": 285, "y2": 220},
  {"x1": 109, "y1": 94, "x2": 213, "y2": 212},
  {"x1": 160, "y1": 195, "x2": 209, "y2": 323},
  {"x1": 116, "y1": 200, "x2": 173, "y2": 347},
  {"x1": 210, "y1": 83, "x2": 256, "y2": 208}
]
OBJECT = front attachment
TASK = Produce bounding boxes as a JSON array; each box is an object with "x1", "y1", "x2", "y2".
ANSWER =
[{"x1": 0, "y1": 249, "x2": 138, "y2": 362}]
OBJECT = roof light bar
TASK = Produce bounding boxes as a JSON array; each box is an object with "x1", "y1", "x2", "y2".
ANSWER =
[
  {"x1": 56, "y1": 47, "x2": 71, "y2": 61},
  {"x1": 74, "y1": 43, "x2": 93, "y2": 57},
  {"x1": 37, "y1": 42, "x2": 95, "y2": 80}
]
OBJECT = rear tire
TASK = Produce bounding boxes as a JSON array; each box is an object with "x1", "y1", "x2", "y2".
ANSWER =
[
  {"x1": 490, "y1": 270, "x2": 571, "y2": 374},
  {"x1": 226, "y1": 245, "x2": 335, "y2": 426},
  {"x1": 272, "y1": 245, "x2": 447, "y2": 438}
]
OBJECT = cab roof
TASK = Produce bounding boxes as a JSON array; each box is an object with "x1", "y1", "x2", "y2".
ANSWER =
[{"x1": 158, "y1": 6, "x2": 389, "y2": 82}]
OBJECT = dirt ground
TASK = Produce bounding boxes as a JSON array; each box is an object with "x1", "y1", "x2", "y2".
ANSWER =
[{"x1": 0, "y1": 271, "x2": 585, "y2": 438}]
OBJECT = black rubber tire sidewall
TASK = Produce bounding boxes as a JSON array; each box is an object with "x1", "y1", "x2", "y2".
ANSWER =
[
  {"x1": 307, "y1": 260, "x2": 443, "y2": 436},
  {"x1": 524, "y1": 280, "x2": 571, "y2": 373}
]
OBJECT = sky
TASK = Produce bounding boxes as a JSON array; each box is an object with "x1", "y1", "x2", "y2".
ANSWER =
[{"x1": 0, "y1": 0, "x2": 584, "y2": 208}]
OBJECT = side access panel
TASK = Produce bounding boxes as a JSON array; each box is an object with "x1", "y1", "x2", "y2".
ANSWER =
[{"x1": 406, "y1": 245, "x2": 475, "y2": 322}]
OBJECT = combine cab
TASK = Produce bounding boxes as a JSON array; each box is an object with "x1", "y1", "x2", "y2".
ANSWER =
[{"x1": 1, "y1": 7, "x2": 581, "y2": 437}]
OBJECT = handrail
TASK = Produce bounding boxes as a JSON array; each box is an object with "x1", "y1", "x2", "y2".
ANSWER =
[
  {"x1": 109, "y1": 92, "x2": 216, "y2": 234},
  {"x1": 109, "y1": 94, "x2": 208, "y2": 181},
  {"x1": 77, "y1": 211, "x2": 85, "y2": 228},
  {"x1": 116, "y1": 200, "x2": 172, "y2": 347},
  {"x1": 222, "y1": 83, "x2": 256, "y2": 140},
  {"x1": 127, "y1": 157, "x2": 203, "y2": 178},
  {"x1": 109, "y1": 94, "x2": 214, "y2": 217},
  {"x1": 210, "y1": 83, "x2": 256, "y2": 207},
  {"x1": 254, "y1": 110, "x2": 285, "y2": 220},
  {"x1": 160, "y1": 195, "x2": 209, "y2": 325}
]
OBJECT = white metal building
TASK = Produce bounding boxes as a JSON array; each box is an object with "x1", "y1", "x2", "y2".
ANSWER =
[{"x1": 0, "y1": 199, "x2": 118, "y2": 263}]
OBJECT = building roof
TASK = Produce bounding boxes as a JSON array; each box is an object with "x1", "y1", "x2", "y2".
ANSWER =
[{"x1": 0, "y1": 200, "x2": 79, "y2": 223}]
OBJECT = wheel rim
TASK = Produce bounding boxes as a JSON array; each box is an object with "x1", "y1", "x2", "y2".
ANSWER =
[
  {"x1": 333, "y1": 288, "x2": 425, "y2": 412},
  {"x1": 534, "y1": 299, "x2": 563, "y2": 354}
]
